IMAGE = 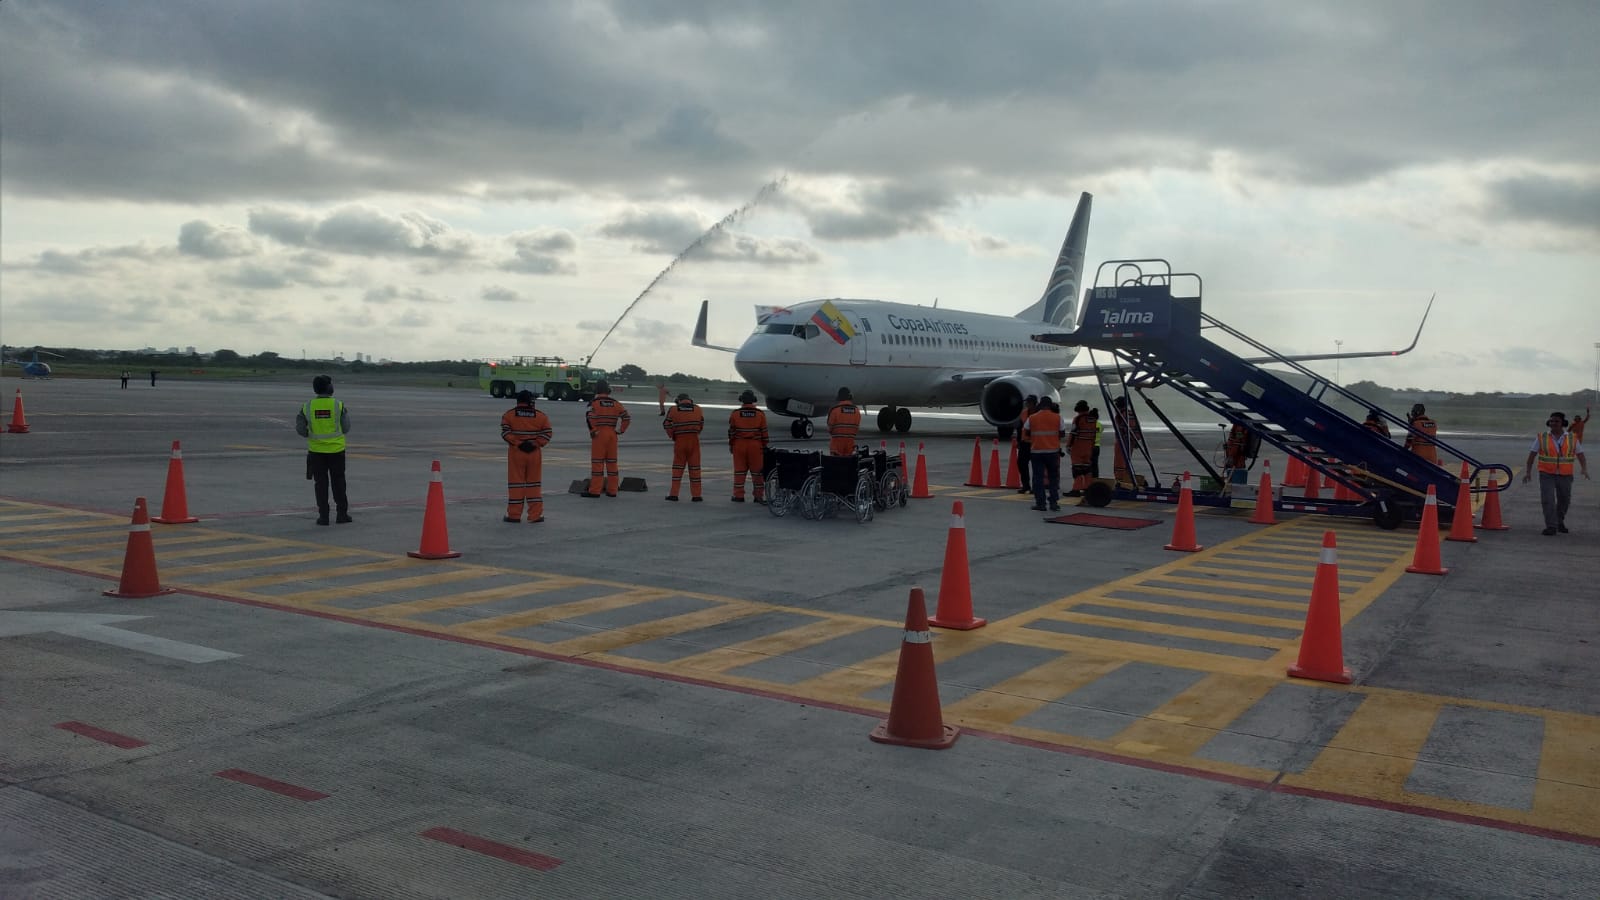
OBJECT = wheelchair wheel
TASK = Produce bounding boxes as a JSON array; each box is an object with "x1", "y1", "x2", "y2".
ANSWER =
[
  {"x1": 854, "y1": 473, "x2": 875, "y2": 523},
  {"x1": 766, "y1": 473, "x2": 790, "y2": 517},
  {"x1": 882, "y1": 470, "x2": 906, "y2": 508},
  {"x1": 799, "y1": 474, "x2": 823, "y2": 519}
]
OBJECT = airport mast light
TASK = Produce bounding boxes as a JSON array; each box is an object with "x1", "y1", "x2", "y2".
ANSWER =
[{"x1": 1334, "y1": 339, "x2": 1343, "y2": 385}]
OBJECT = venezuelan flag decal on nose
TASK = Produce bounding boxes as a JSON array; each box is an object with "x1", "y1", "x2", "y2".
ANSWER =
[{"x1": 811, "y1": 300, "x2": 857, "y2": 345}]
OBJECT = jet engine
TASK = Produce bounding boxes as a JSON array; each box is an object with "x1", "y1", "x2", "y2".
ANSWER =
[{"x1": 979, "y1": 372, "x2": 1060, "y2": 427}]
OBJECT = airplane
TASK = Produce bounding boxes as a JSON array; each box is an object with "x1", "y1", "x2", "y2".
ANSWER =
[
  {"x1": 4, "y1": 348, "x2": 65, "y2": 379},
  {"x1": 693, "y1": 192, "x2": 1431, "y2": 439}
]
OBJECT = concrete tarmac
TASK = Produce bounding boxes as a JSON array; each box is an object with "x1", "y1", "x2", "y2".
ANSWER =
[{"x1": 2, "y1": 376, "x2": 1597, "y2": 898}]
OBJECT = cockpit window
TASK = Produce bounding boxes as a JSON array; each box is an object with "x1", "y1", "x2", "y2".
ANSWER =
[
  {"x1": 803, "y1": 323, "x2": 821, "y2": 340},
  {"x1": 761, "y1": 323, "x2": 801, "y2": 336}
]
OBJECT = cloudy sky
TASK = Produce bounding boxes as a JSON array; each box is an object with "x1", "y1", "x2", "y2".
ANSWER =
[{"x1": 2, "y1": 1, "x2": 1597, "y2": 393}]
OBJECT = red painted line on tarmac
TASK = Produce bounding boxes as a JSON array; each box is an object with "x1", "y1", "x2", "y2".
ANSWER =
[
  {"x1": 214, "y1": 768, "x2": 329, "y2": 802},
  {"x1": 420, "y1": 827, "x2": 562, "y2": 871},
  {"x1": 13, "y1": 554, "x2": 1600, "y2": 850},
  {"x1": 54, "y1": 721, "x2": 147, "y2": 749}
]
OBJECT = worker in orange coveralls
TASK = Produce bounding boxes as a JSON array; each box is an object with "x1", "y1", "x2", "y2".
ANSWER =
[
  {"x1": 728, "y1": 389, "x2": 769, "y2": 504},
  {"x1": 662, "y1": 392, "x2": 705, "y2": 502},
  {"x1": 1066, "y1": 400, "x2": 1095, "y2": 497},
  {"x1": 500, "y1": 390, "x2": 552, "y2": 522},
  {"x1": 582, "y1": 380, "x2": 631, "y2": 497},
  {"x1": 826, "y1": 387, "x2": 861, "y2": 456}
]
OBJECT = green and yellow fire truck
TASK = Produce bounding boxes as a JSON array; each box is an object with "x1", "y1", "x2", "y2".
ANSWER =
[{"x1": 478, "y1": 357, "x2": 609, "y2": 401}]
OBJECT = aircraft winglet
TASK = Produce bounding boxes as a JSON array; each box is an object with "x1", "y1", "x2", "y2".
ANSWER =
[{"x1": 691, "y1": 300, "x2": 740, "y2": 353}]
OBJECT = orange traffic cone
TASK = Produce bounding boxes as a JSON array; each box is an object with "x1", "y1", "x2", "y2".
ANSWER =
[
  {"x1": 104, "y1": 497, "x2": 176, "y2": 598},
  {"x1": 6, "y1": 389, "x2": 29, "y2": 433},
  {"x1": 151, "y1": 440, "x2": 200, "y2": 524},
  {"x1": 1283, "y1": 456, "x2": 1304, "y2": 487},
  {"x1": 1446, "y1": 462, "x2": 1477, "y2": 543},
  {"x1": 985, "y1": 439, "x2": 1002, "y2": 488},
  {"x1": 911, "y1": 442, "x2": 932, "y2": 499},
  {"x1": 1303, "y1": 467, "x2": 1321, "y2": 500},
  {"x1": 1479, "y1": 475, "x2": 1509, "y2": 531},
  {"x1": 963, "y1": 437, "x2": 985, "y2": 487},
  {"x1": 1405, "y1": 485, "x2": 1449, "y2": 575},
  {"x1": 1249, "y1": 460, "x2": 1277, "y2": 525},
  {"x1": 930, "y1": 501, "x2": 986, "y2": 630},
  {"x1": 408, "y1": 460, "x2": 461, "y2": 560},
  {"x1": 1165, "y1": 471, "x2": 1203, "y2": 552},
  {"x1": 1287, "y1": 531, "x2": 1353, "y2": 684},
  {"x1": 869, "y1": 587, "x2": 959, "y2": 749},
  {"x1": 1004, "y1": 441, "x2": 1021, "y2": 489}
]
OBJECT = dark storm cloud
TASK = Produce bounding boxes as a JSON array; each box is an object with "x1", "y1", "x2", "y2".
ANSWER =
[
  {"x1": 178, "y1": 221, "x2": 258, "y2": 259},
  {"x1": 2, "y1": 1, "x2": 1596, "y2": 231},
  {"x1": 1488, "y1": 175, "x2": 1600, "y2": 234},
  {"x1": 501, "y1": 230, "x2": 578, "y2": 275}
]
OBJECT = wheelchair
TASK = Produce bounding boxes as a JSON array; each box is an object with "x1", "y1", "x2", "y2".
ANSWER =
[
  {"x1": 859, "y1": 446, "x2": 908, "y2": 512},
  {"x1": 763, "y1": 448, "x2": 821, "y2": 519},
  {"x1": 800, "y1": 452, "x2": 877, "y2": 523}
]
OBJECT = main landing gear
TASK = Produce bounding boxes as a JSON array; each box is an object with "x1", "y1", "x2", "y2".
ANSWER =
[{"x1": 876, "y1": 405, "x2": 912, "y2": 433}]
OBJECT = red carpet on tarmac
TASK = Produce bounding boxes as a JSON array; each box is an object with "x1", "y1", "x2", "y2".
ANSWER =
[{"x1": 1046, "y1": 513, "x2": 1163, "y2": 530}]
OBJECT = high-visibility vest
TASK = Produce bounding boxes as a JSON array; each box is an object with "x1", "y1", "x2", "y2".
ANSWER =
[
  {"x1": 1536, "y1": 432, "x2": 1577, "y2": 475},
  {"x1": 303, "y1": 397, "x2": 345, "y2": 453}
]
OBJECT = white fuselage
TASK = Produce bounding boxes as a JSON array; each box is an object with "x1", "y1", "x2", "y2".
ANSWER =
[{"x1": 733, "y1": 298, "x2": 1078, "y2": 415}]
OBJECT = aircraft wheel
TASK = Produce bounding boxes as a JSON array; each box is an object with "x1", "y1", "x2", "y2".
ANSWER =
[
  {"x1": 800, "y1": 418, "x2": 815, "y2": 439},
  {"x1": 790, "y1": 419, "x2": 805, "y2": 439},
  {"x1": 877, "y1": 407, "x2": 895, "y2": 432},
  {"x1": 893, "y1": 407, "x2": 912, "y2": 432},
  {"x1": 1084, "y1": 481, "x2": 1113, "y2": 508}
]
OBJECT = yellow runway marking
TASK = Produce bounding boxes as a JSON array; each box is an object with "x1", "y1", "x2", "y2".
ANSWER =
[
  {"x1": 1110, "y1": 673, "x2": 1280, "y2": 757},
  {"x1": 1290, "y1": 693, "x2": 1442, "y2": 799}
]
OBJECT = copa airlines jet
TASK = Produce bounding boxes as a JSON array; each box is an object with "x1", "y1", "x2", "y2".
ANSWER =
[{"x1": 693, "y1": 192, "x2": 1428, "y2": 439}]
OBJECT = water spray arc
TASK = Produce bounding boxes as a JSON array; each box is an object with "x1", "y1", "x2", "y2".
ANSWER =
[{"x1": 584, "y1": 176, "x2": 789, "y2": 365}]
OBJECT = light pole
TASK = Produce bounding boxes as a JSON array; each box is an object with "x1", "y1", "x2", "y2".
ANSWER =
[
  {"x1": 1334, "y1": 340, "x2": 1343, "y2": 385},
  {"x1": 1593, "y1": 341, "x2": 1599, "y2": 406}
]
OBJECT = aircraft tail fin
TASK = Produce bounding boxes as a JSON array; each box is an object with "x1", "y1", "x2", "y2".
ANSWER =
[{"x1": 1015, "y1": 192, "x2": 1092, "y2": 326}]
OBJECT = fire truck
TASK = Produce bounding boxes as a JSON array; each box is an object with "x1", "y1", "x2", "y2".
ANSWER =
[{"x1": 478, "y1": 357, "x2": 610, "y2": 401}]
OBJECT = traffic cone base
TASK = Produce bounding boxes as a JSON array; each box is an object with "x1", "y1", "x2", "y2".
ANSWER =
[
  {"x1": 870, "y1": 587, "x2": 959, "y2": 750},
  {"x1": 152, "y1": 440, "x2": 200, "y2": 524},
  {"x1": 409, "y1": 460, "x2": 461, "y2": 560},
  {"x1": 6, "y1": 390, "x2": 29, "y2": 434},
  {"x1": 105, "y1": 497, "x2": 176, "y2": 599}
]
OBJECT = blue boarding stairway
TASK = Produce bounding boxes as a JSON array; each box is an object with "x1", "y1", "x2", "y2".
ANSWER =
[{"x1": 1037, "y1": 259, "x2": 1509, "y2": 529}]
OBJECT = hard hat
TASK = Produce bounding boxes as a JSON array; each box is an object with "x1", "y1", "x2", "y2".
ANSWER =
[
  {"x1": 739, "y1": 390, "x2": 758, "y2": 404},
  {"x1": 312, "y1": 374, "x2": 333, "y2": 395},
  {"x1": 516, "y1": 390, "x2": 535, "y2": 404},
  {"x1": 836, "y1": 387, "x2": 853, "y2": 401}
]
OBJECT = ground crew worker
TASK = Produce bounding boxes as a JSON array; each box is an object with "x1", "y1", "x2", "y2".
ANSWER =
[
  {"x1": 582, "y1": 380, "x2": 630, "y2": 497},
  {"x1": 663, "y1": 392, "x2": 705, "y2": 502},
  {"x1": 1090, "y1": 408, "x2": 1103, "y2": 478},
  {"x1": 1014, "y1": 396, "x2": 1037, "y2": 494},
  {"x1": 119, "y1": 370, "x2": 130, "y2": 389},
  {"x1": 1362, "y1": 409, "x2": 1391, "y2": 438},
  {"x1": 1223, "y1": 421, "x2": 1251, "y2": 470},
  {"x1": 500, "y1": 390, "x2": 552, "y2": 522},
  {"x1": 657, "y1": 382, "x2": 669, "y2": 416},
  {"x1": 1523, "y1": 412, "x2": 1588, "y2": 535},
  {"x1": 1112, "y1": 395, "x2": 1143, "y2": 486},
  {"x1": 728, "y1": 389, "x2": 768, "y2": 503},
  {"x1": 1024, "y1": 398, "x2": 1065, "y2": 511},
  {"x1": 826, "y1": 387, "x2": 861, "y2": 456},
  {"x1": 1403, "y1": 403, "x2": 1439, "y2": 465},
  {"x1": 1066, "y1": 400, "x2": 1094, "y2": 497},
  {"x1": 1572, "y1": 407, "x2": 1590, "y2": 443},
  {"x1": 294, "y1": 374, "x2": 351, "y2": 526}
]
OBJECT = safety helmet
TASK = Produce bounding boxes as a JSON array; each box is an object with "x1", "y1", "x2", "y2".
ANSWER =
[
  {"x1": 739, "y1": 390, "x2": 758, "y2": 404},
  {"x1": 594, "y1": 380, "x2": 610, "y2": 394},
  {"x1": 836, "y1": 387, "x2": 853, "y2": 401},
  {"x1": 312, "y1": 374, "x2": 333, "y2": 395},
  {"x1": 516, "y1": 390, "x2": 535, "y2": 405}
]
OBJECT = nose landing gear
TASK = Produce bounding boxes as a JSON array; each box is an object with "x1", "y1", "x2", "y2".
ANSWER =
[{"x1": 789, "y1": 418, "x2": 815, "y2": 439}]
